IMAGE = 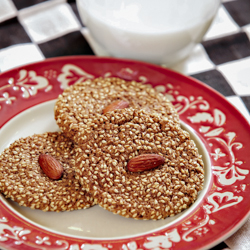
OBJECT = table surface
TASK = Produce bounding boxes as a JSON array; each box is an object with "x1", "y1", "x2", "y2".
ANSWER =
[{"x1": 0, "y1": 0, "x2": 250, "y2": 249}]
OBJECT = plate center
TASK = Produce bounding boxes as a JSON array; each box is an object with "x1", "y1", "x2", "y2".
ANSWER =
[{"x1": 0, "y1": 100, "x2": 211, "y2": 239}]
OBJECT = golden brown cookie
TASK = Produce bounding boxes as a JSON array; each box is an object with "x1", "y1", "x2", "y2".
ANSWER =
[
  {"x1": 0, "y1": 132, "x2": 95, "y2": 212},
  {"x1": 54, "y1": 77, "x2": 179, "y2": 145},
  {"x1": 74, "y1": 108, "x2": 204, "y2": 220}
]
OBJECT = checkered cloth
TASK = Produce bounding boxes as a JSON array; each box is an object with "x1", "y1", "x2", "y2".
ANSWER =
[{"x1": 0, "y1": 0, "x2": 250, "y2": 249}]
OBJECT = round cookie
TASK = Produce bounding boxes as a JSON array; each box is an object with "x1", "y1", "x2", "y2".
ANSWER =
[
  {"x1": 54, "y1": 77, "x2": 179, "y2": 145},
  {"x1": 0, "y1": 132, "x2": 95, "y2": 212},
  {"x1": 74, "y1": 108, "x2": 204, "y2": 220}
]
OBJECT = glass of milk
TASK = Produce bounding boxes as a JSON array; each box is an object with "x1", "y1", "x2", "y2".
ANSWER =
[{"x1": 76, "y1": 0, "x2": 220, "y2": 66}]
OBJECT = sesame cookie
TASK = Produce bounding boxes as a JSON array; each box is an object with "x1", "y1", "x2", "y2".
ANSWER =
[
  {"x1": 54, "y1": 77, "x2": 179, "y2": 145},
  {"x1": 0, "y1": 132, "x2": 95, "y2": 212},
  {"x1": 74, "y1": 108, "x2": 204, "y2": 220}
]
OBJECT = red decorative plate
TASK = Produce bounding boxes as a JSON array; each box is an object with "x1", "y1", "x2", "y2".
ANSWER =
[{"x1": 0, "y1": 56, "x2": 249, "y2": 250}]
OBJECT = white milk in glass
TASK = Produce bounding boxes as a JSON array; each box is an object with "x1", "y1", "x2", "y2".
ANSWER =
[{"x1": 77, "y1": 0, "x2": 220, "y2": 65}]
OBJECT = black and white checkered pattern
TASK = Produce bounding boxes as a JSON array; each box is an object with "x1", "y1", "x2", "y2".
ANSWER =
[
  {"x1": 0, "y1": 1, "x2": 249, "y2": 249},
  {"x1": 0, "y1": 0, "x2": 250, "y2": 124}
]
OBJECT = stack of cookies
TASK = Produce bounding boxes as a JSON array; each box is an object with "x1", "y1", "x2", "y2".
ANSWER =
[{"x1": 0, "y1": 77, "x2": 204, "y2": 220}]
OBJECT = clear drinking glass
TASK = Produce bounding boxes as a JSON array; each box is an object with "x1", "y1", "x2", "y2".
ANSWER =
[{"x1": 77, "y1": 0, "x2": 220, "y2": 66}]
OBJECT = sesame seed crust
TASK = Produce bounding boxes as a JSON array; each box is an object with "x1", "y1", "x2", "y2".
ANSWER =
[
  {"x1": 74, "y1": 109, "x2": 204, "y2": 220},
  {"x1": 54, "y1": 77, "x2": 179, "y2": 145},
  {"x1": 0, "y1": 132, "x2": 95, "y2": 212}
]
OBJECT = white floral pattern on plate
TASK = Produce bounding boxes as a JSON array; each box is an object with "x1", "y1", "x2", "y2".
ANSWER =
[
  {"x1": 0, "y1": 69, "x2": 52, "y2": 105},
  {"x1": 161, "y1": 87, "x2": 249, "y2": 186},
  {"x1": 0, "y1": 57, "x2": 249, "y2": 250}
]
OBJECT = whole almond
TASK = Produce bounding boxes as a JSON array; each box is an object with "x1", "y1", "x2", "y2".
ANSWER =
[
  {"x1": 38, "y1": 154, "x2": 63, "y2": 180},
  {"x1": 127, "y1": 154, "x2": 165, "y2": 172},
  {"x1": 103, "y1": 100, "x2": 129, "y2": 114}
]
